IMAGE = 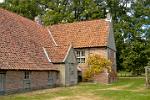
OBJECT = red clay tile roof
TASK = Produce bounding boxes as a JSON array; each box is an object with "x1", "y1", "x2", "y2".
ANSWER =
[
  {"x1": 0, "y1": 8, "x2": 110, "y2": 70},
  {"x1": 0, "y1": 8, "x2": 69, "y2": 70},
  {"x1": 48, "y1": 19, "x2": 110, "y2": 48},
  {"x1": 45, "y1": 44, "x2": 71, "y2": 63}
]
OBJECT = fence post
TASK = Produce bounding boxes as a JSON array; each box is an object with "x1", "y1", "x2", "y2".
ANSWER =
[{"x1": 145, "y1": 66, "x2": 150, "y2": 88}]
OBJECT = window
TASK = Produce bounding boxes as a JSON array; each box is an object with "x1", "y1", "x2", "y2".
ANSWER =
[
  {"x1": 23, "y1": 71, "x2": 31, "y2": 89},
  {"x1": 76, "y1": 50, "x2": 85, "y2": 63},
  {"x1": 24, "y1": 71, "x2": 30, "y2": 79}
]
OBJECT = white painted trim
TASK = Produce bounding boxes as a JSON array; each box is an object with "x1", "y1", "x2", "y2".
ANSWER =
[
  {"x1": 47, "y1": 28, "x2": 58, "y2": 46},
  {"x1": 43, "y1": 47, "x2": 51, "y2": 62},
  {"x1": 63, "y1": 44, "x2": 72, "y2": 62}
]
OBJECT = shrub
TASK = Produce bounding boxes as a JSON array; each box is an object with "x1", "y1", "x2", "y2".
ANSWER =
[{"x1": 83, "y1": 54, "x2": 112, "y2": 81}]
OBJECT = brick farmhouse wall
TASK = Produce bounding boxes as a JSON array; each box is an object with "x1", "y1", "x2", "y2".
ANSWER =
[
  {"x1": 75, "y1": 47, "x2": 117, "y2": 84},
  {"x1": 75, "y1": 47, "x2": 107, "y2": 73},
  {"x1": 4, "y1": 70, "x2": 59, "y2": 93}
]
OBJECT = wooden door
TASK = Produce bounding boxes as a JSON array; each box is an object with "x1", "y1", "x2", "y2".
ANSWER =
[
  {"x1": 48, "y1": 71, "x2": 59, "y2": 86},
  {"x1": 0, "y1": 73, "x2": 5, "y2": 93},
  {"x1": 69, "y1": 63, "x2": 75, "y2": 84}
]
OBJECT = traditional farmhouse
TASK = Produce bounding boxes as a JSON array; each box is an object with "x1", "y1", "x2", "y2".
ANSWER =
[
  {"x1": 0, "y1": 8, "x2": 116, "y2": 94},
  {"x1": 48, "y1": 18, "x2": 117, "y2": 83},
  {"x1": 0, "y1": 8, "x2": 77, "y2": 94}
]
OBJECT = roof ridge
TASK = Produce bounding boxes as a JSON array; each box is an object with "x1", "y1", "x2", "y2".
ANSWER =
[{"x1": 48, "y1": 19, "x2": 106, "y2": 27}]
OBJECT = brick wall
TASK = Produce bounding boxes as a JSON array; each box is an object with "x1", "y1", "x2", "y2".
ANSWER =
[
  {"x1": 4, "y1": 70, "x2": 59, "y2": 93},
  {"x1": 75, "y1": 47, "x2": 107, "y2": 73},
  {"x1": 75, "y1": 47, "x2": 117, "y2": 84},
  {"x1": 31, "y1": 71, "x2": 49, "y2": 89},
  {"x1": 5, "y1": 71, "x2": 23, "y2": 92},
  {"x1": 93, "y1": 70, "x2": 117, "y2": 84},
  {"x1": 93, "y1": 71, "x2": 109, "y2": 84}
]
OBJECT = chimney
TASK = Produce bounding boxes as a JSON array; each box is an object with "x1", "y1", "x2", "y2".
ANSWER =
[
  {"x1": 105, "y1": 8, "x2": 112, "y2": 22},
  {"x1": 34, "y1": 16, "x2": 43, "y2": 25}
]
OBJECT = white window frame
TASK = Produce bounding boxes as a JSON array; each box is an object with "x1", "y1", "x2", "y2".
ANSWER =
[{"x1": 76, "y1": 50, "x2": 85, "y2": 63}]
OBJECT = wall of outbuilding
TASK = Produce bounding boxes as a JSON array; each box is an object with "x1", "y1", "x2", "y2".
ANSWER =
[
  {"x1": 64, "y1": 48, "x2": 78, "y2": 86},
  {"x1": 1, "y1": 70, "x2": 60, "y2": 94}
]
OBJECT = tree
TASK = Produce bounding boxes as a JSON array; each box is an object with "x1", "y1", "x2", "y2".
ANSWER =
[
  {"x1": 84, "y1": 54, "x2": 112, "y2": 81},
  {"x1": 0, "y1": 0, "x2": 43, "y2": 20},
  {"x1": 42, "y1": 0, "x2": 105, "y2": 25},
  {"x1": 114, "y1": 0, "x2": 150, "y2": 75},
  {"x1": 41, "y1": 0, "x2": 74, "y2": 25},
  {"x1": 123, "y1": 39, "x2": 149, "y2": 75}
]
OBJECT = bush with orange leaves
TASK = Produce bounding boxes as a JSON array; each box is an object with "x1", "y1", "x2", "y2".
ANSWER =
[{"x1": 83, "y1": 54, "x2": 112, "y2": 81}]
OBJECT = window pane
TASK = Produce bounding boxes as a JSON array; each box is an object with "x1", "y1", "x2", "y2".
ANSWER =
[
  {"x1": 81, "y1": 51, "x2": 85, "y2": 56},
  {"x1": 24, "y1": 72, "x2": 30, "y2": 79},
  {"x1": 77, "y1": 58, "x2": 80, "y2": 63},
  {"x1": 76, "y1": 51, "x2": 80, "y2": 57},
  {"x1": 81, "y1": 58, "x2": 85, "y2": 63}
]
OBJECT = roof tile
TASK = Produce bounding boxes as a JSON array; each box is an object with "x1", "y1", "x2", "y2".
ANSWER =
[
  {"x1": 48, "y1": 19, "x2": 110, "y2": 48},
  {"x1": 0, "y1": 8, "x2": 64, "y2": 70}
]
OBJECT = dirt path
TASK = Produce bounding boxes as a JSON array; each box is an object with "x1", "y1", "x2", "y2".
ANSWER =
[{"x1": 50, "y1": 94, "x2": 105, "y2": 100}]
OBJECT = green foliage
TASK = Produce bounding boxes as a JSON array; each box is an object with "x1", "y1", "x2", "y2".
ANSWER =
[
  {"x1": 0, "y1": 0, "x2": 106, "y2": 24},
  {"x1": 40, "y1": 0, "x2": 74, "y2": 25},
  {"x1": 41, "y1": 0, "x2": 105, "y2": 25},
  {"x1": 122, "y1": 40, "x2": 149, "y2": 75},
  {"x1": 0, "y1": 0, "x2": 42, "y2": 20},
  {"x1": 113, "y1": 0, "x2": 150, "y2": 75},
  {"x1": 84, "y1": 54, "x2": 112, "y2": 81}
]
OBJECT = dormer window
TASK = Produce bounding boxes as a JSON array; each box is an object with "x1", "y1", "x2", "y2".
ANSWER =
[{"x1": 76, "y1": 51, "x2": 85, "y2": 63}]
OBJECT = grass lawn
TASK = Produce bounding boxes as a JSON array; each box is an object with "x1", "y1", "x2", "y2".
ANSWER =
[{"x1": 0, "y1": 77, "x2": 150, "y2": 100}]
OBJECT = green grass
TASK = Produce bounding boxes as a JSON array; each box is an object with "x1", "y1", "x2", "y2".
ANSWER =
[
  {"x1": 117, "y1": 71, "x2": 145, "y2": 77},
  {"x1": 1, "y1": 77, "x2": 150, "y2": 100}
]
